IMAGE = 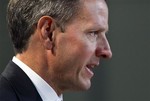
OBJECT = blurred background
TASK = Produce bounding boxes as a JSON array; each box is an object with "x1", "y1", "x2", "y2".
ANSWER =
[{"x1": 0, "y1": 0, "x2": 150, "y2": 101}]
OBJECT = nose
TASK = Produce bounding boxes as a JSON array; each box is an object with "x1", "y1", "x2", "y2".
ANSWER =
[{"x1": 95, "y1": 35, "x2": 112, "y2": 59}]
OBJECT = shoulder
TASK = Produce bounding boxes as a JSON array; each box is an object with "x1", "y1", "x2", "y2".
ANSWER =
[{"x1": 0, "y1": 74, "x2": 18, "y2": 101}]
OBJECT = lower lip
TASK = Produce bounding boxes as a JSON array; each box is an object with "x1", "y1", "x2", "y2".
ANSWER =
[{"x1": 85, "y1": 67, "x2": 94, "y2": 78}]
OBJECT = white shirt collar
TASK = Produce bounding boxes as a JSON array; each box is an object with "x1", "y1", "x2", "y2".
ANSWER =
[{"x1": 12, "y1": 56, "x2": 63, "y2": 101}]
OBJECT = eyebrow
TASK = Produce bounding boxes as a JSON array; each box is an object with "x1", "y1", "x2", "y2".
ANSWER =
[
  {"x1": 85, "y1": 24, "x2": 109, "y2": 34},
  {"x1": 94, "y1": 24, "x2": 109, "y2": 33}
]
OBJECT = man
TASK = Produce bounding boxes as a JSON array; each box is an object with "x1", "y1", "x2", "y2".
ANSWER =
[{"x1": 0, "y1": 0, "x2": 112, "y2": 101}]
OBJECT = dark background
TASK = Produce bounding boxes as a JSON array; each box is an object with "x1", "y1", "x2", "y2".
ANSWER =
[{"x1": 0, "y1": 0, "x2": 150, "y2": 101}]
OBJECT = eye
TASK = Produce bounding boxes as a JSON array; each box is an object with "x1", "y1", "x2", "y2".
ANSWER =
[
  {"x1": 89, "y1": 31, "x2": 98, "y2": 37},
  {"x1": 87, "y1": 31, "x2": 99, "y2": 42}
]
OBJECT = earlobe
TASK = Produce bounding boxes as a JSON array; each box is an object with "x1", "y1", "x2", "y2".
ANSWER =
[{"x1": 37, "y1": 16, "x2": 54, "y2": 50}]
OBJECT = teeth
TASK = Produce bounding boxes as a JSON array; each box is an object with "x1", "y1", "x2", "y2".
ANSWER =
[
  {"x1": 87, "y1": 65, "x2": 95, "y2": 69},
  {"x1": 91, "y1": 65, "x2": 95, "y2": 68},
  {"x1": 86, "y1": 65, "x2": 94, "y2": 77},
  {"x1": 87, "y1": 65, "x2": 95, "y2": 68}
]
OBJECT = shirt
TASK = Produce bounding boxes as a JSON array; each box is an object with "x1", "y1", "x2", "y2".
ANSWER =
[{"x1": 12, "y1": 56, "x2": 63, "y2": 101}]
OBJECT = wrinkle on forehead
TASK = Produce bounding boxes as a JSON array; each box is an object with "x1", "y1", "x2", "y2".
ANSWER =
[
  {"x1": 79, "y1": 0, "x2": 108, "y2": 19},
  {"x1": 78, "y1": 0, "x2": 108, "y2": 31}
]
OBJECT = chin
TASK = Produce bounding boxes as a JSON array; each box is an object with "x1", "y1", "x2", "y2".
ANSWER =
[
  {"x1": 69, "y1": 80, "x2": 91, "y2": 92},
  {"x1": 84, "y1": 84, "x2": 91, "y2": 90},
  {"x1": 79, "y1": 80, "x2": 92, "y2": 91}
]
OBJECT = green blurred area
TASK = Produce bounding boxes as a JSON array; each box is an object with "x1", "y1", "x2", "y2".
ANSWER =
[{"x1": 0, "y1": 0, "x2": 150, "y2": 101}]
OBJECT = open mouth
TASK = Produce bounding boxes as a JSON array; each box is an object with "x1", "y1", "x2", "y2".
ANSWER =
[{"x1": 85, "y1": 64, "x2": 95, "y2": 78}]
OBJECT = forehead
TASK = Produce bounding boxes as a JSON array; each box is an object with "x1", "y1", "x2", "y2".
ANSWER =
[
  {"x1": 80, "y1": 0, "x2": 108, "y2": 20},
  {"x1": 77, "y1": 0, "x2": 108, "y2": 30}
]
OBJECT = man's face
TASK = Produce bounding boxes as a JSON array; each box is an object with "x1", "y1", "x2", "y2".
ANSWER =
[{"x1": 50, "y1": 0, "x2": 112, "y2": 91}]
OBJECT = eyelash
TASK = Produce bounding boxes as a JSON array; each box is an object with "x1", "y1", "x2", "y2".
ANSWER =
[
  {"x1": 86, "y1": 31, "x2": 100, "y2": 42},
  {"x1": 89, "y1": 31, "x2": 99, "y2": 37}
]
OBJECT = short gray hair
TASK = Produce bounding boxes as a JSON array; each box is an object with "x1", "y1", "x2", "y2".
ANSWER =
[{"x1": 7, "y1": 0, "x2": 80, "y2": 53}]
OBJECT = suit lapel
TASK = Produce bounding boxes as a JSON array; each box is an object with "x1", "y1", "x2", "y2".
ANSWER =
[{"x1": 2, "y1": 61, "x2": 42, "y2": 101}]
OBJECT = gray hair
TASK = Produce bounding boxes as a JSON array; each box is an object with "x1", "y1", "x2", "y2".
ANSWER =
[{"x1": 7, "y1": 0, "x2": 80, "y2": 53}]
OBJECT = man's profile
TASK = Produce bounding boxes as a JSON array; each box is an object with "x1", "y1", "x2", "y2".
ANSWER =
[{"x1": 0, "y1": 0, "x2": 112, "y2": 100}]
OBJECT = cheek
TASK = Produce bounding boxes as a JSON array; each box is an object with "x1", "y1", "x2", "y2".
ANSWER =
[
  {"x1": 55, "y1": 42, "x2": 92, "y2": 77},
  {"x1": 55, "y1": 32, "x2": 96, "y2": 73},
  {"x1": 77, "y1": 38, "x2": 97, "y2": 61}
]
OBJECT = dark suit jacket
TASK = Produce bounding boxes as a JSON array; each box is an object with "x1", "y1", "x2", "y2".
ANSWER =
[{"x1": 0, "y1": 61, "x2": 42, "y2": 101}]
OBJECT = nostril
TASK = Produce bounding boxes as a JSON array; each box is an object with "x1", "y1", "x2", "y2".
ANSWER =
[{"x1": 102, "y1": 54, "x2": 107, "y2": 58}]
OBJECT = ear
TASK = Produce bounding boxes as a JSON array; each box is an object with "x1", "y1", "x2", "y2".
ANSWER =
[{"x1": 37, "y1": 16, "x2": 54, "y2": 50}]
